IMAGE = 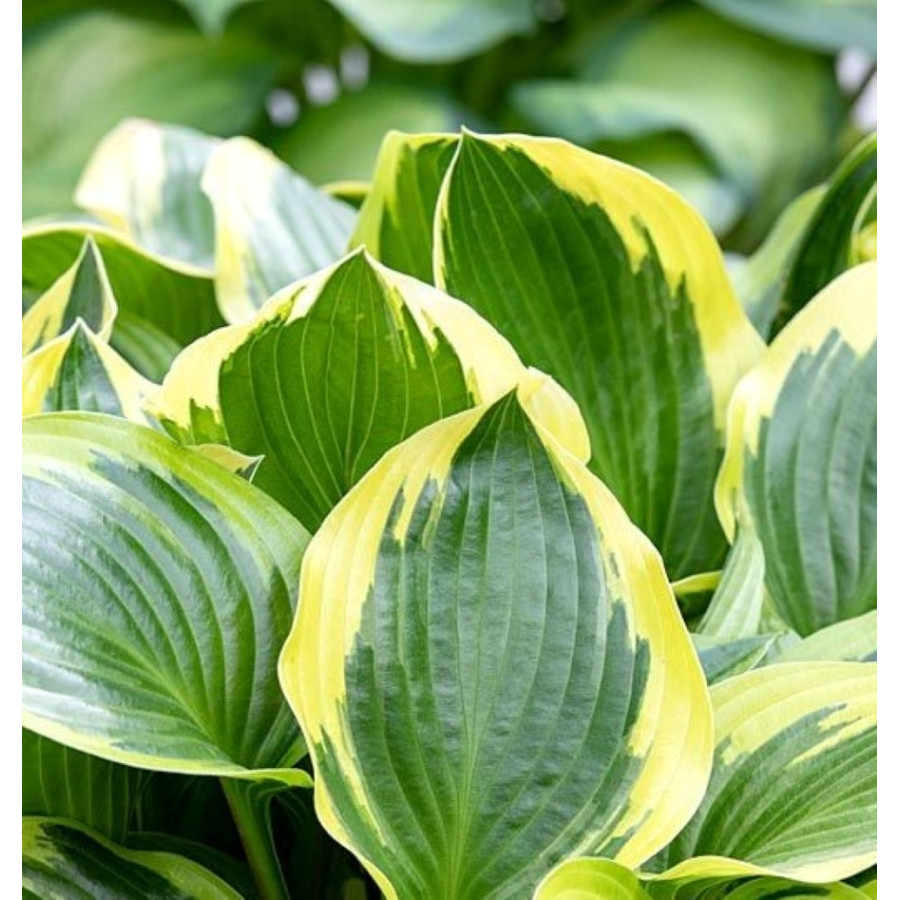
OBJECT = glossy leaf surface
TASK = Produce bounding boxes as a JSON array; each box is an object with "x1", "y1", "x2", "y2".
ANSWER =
[
  {"x1": 717, "y1": 264, "x2": 876, "y2": 635},
  {"x1": 23, "y1": 414, "x2": 310, "y2": 778},
  {"x1": 436, "y1": 132, "x2": 763, "y2": 578},
  {"x1": 281, "y1": 392, "x2": 712, "y2": 897}
]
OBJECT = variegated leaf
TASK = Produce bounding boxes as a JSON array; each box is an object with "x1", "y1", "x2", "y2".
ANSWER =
[
  {"x1": 75, "y1": 119, "x2": 219, "y2": 272},
  {"x1": 665, "y1": 663, "x2": 876, "y2": 882},
  {"x1": 774, "y1": 134, "x2": 877, "y2": 335},
  {"x1": 23, "y1": 413, "x2": 311, "y2": 782},
  {"x1": 154, "y1": 249, "x2": 589, "y2": 532},
  {"x1": 22, "y1": 238, "x2": 116, "y2": 356},
  {"x1": 280, "y1": 391, "x2": 713, "y2": 897},
  {"x1": 23, "y1": 223, "x2": 224, "y2": 349},
  {"x1": 23, "y1": 818, "x2": 240, "y2": 899},
  {"x1": 23, "y1": 731, "x2": 140, "y2": 841},
  {"x1": 434, "y1": 132, "x2": 764, "y2": 578},
  {"x1": 351, "y1": 131, "x2": 459, "y2": 283},
  {"x1": 23, "y1": 321, "x2": 156, "y2": 422},
  {"x1": 201, "y1": 136, "x2": 357, "y2": 323},
  {"x1": 716, "y1": 263, "x2": 876, "y2": 635}
]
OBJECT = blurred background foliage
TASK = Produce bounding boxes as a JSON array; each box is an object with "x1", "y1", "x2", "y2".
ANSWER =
[{"x1": 23, "y1": 0, "x2": 875, "y2": 250}]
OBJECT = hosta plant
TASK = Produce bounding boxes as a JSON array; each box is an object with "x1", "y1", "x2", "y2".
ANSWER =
[{"x1": 22, "y1": 120, "x2": 876, "y2": 899}]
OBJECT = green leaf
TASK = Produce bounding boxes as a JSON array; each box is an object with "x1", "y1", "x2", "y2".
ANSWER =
[
  {"x1": 23, "y1": 413, "x2": 311, "y2": 779},
  {"x1": 716, "y1": 263, "x2": 876, "y2": 635},
  {"x1": 773, "y1": 611, "x2": 876, "y2": 664},
  {"x1": 22, "y1": 238, "x2": 117, "y2": 355},
  {"x1": 320, "y1": 0, "x2": 534, "y2": 62},
  {"x1": 352, "y1": 132, "x2": 459, "y2": 283},
  {"x1": 774, "y1": 133, "x2": 877, "y2": 334},
  {"x1": 22, "y1": 223, "x2": 224, "y2": 347},
  {"x1": 23, "y1": 731, "x2": 141, "y2": 841},
  {"x1": 23, "y1": 321, "x2": 157, "y2": 422},
  {"x1": 692, "y1": 0, "x2": 876, "y2": 55},
  {"x1": 200, "y1": 137, "x2": 358, "y2": 323},
  {"x1": 691, "y1": 634, "x2": 778, "y2": 685},
  {"x1": 511, "y1": 7, "x2": 840, "y2": 244},
  {"x1": 280, "y1": 392, "x2": 713, "y2": 897},
  {"x1": 665, "y1": 662, "x2": 875, "y2": 882},
  {"x1": 154, "y1": 249, "x2": 589, "y2": 532},
  {"x1": 274, "y1": 82, "x2": 471, "y2": 186},
  {"x1": 537, "y1": 858, "x2": 872, "y2": 899},
  {"x1": 76, "y1": 119, "x2": 220, "y2": 272},
  {"x1": 536, "y1": 858, "x2": 650, "y2": 899},
  {"x1": 23, "y1": 11, "x2": 284, "y2": 219},
  {"x1": 23, "y1": 817, "x2": 241, "y2": 899},
  {"x1": 695, "y1": 526, "x2": 765, "y2": 640},
  {"x1": 109, "y1": 310, "x2": 183, "y2": 383},
  {"x1": 124, "y1": 833, "x2": 257, "y2": 899},
  {"x1": 731, "y1": 186, "x2": 825, "y2": 338},
  {"x1": 435, "y1": 131, "x2": 764, "y2": 578}
]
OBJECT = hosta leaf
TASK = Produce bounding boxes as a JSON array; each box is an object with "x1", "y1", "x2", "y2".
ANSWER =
[
  {"x1": 22, "y1": 11, "x2": 283, "y2": 219},
  {"x1": 774, "y1": 611, "x2": 876, "y2": 664},
  {"x1": 23, "y1": 731, "x2": 140, "y2": 841},
  {"x1": 695, "y1": 527, "x2": 765, "y2": 640},
  {"x1": 154, "y1": 249, "x2": 589, "y2": 532},
  {"x1": 275, "y1": 82, "x2": 469, "y2": 187},
  {"x1": 435, "y1": 131, "x2": 764, "y2": 578},
  {"x1": 352, "y1": 131, "x2": 459, "y2": 283},
  {"x1": 23, "y1": 223, "x2": 224, "y2": 347},
  {"x1": 124, "y1": 833, "x2": 256, "y2": 899},
  {"x1": 593, "y1": 133, "x2": 745, "y2": 238},
  {"x1": 537, "y1": 858, "x2": 872, "y2": 899},
  {"x1": 693, "y1": 0, "x2": 876, "y2": 55},
  {"x1": 716, "y1": 263, "x2": 876, "y2": 635},
  {"x1": 774, "y1": 134, "x2": 877, "y2": 334},
  {"x1": 321, "y1": 0, "x2": 534, "y2": 62},
  {"x1": 76, "y1": 119, "x2": 219, "y2": 272},
  {"x1": 23, "y1": 321, "x2": 157, "y2": 422},
  {"x1": 109, "y1": 310, "x2": 183, "y2": 383},
  {"x1": 666, "y1": 662, "x2": 876, "y2": 882},
  {"x1": 511, "y1": 8, "x2": 839, "y2": 244},
  {"x1": 188, "y1": 444, "x2": 264, "y2": 480},
  {"x1": 23, "y1": 817, "x2": 241, "y2": 899},
  {"x1": 22, "y1": 238, "x2": 116, "y2": 355},
  {"x1": 280, "y1": 392, "x2": 713, "y2": 898},
  {"x1": 536, "y1": 858, "x2": 650, "y2": 899},
  {"x1": 23, "y1": 413, "x2": 311, "y2": 778},
  {"x1": 732, "y1": 186, "x2": 825, "y2": 338},
  {"x1": 201, "y1": 137, "x2": 357, "y2": 323},
  {"x1": 691, "y1": 634, "x2": 778, "y2": 685},
  {"x1": 324, "y1": 181, "x2": 370, "y2": 208}
]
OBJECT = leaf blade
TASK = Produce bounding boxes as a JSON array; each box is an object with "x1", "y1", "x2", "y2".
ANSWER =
[{"x1": 280, "y1": 392, "x2": 713, "y2": 896}]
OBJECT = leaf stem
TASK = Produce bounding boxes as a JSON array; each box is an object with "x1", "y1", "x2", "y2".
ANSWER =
[{"x1": 221, "y1": 778, "x2": 289, "y2": 900}]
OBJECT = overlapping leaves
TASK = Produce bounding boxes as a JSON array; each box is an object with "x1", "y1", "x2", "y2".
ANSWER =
[{"x1": 356, "y1": 129, "x2": 764, "y2": 579}]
